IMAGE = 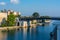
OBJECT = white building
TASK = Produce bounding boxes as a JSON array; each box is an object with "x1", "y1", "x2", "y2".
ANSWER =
[{"x1": 7, "y1": 10, "x2": 21, "y2": 16}]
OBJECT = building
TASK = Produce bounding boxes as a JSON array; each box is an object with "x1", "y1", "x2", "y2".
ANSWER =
[
  {"x1": 7, "y1": 10, "x2": 21, "y2": 16},
  {"x1": 0, "y1": 12, "x2": 7, "y2": 26},
  {"x1": 0, "y1": 9, "x2": 21, "y2": 26}
]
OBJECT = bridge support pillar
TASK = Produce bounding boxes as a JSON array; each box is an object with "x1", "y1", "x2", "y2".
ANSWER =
[
  {"x1": 22, "y1": 21, "x2": 28, "y2": 27},
  {"x1": 27, "y1": 20, "x2": 31, "y2": 28},
  {"x1": 19, "y1": 21, "x2": 23, "y2": 27},
  {"x1": 22, "y1": 20, "x2": 31, "y2": 28},
  {"x1": 42, "y1": 19, "x2": 45, "y2": 26}
]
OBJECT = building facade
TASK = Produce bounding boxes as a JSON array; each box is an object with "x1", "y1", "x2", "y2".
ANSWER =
[
  {"x1": 7, "y1": 10, "x2": 21, "y2": 16},
  {"x1": 0, "y1": 12, "x2": 7, "y2": 26},
  {"x1": 0, "y1": 9, "x2": 21, "y2": 26}
]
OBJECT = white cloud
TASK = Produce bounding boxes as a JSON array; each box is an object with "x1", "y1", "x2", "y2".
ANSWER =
[
  {"x1": 10, "y1": 0, "x2": 19, "y2": 4},
  {"x1": 0, "y1": 2, "x2": 6, "y2": 5}
]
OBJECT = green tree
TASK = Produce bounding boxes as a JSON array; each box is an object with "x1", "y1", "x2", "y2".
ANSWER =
[
  {"x1": 7, "y1": 12, "x2": 16, "y2": 26},
  {"x1": 32, "y1": 12, "x2": 40, "y2": 17}
]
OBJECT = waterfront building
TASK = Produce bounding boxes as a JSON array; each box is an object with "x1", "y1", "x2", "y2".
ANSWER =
[
  {"x1": 7, "y1": 10, "x2": 21, "y2": 16},
  {"x1": 0, "y1": 12, "x2": 7, "y2": 26},
  {"x1": 15, "y1": 17, "x2": 28, "y2": 27},
  {"x1": 0, "y1": 9, "x2": 21, "y2": 26}
]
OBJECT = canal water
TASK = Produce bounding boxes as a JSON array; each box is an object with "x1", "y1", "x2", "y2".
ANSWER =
[{"x1": 0, "y1": 20, "x2": 59, "y2": 40}]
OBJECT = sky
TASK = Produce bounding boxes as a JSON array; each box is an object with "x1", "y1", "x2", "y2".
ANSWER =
[{"x1": 0, "y1": 0, "x2": 60, "y2": 17}]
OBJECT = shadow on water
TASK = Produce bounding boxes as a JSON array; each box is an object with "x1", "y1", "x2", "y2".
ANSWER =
[{"x1": 7, "y1": 30, "x2": 15, "y2": 40}]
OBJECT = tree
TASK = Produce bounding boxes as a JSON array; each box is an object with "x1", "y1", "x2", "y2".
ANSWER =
[
  {"x1": 7, "y1": 12, "x2": 16, "y2": 26},
  {"x1": 32, "y1": 12, "x2": 40, "y2": 17}
]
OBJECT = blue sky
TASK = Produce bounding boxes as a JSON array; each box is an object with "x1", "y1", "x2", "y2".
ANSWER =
[{"x1": 0, "y1": 0, "x2": 60, "y2": 17}]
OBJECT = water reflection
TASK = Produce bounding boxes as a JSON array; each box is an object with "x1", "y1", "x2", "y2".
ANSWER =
[
  {"x1": 0, "y1": 31, "x2": 7, "y2": 40},
  {"x1": 7, "y1": 30, "x2": 15, "y2": 40},
  {"x1": 23, "y1": 28, "x2": 27, "y2": 40},
  {"x1": 0, "y1": 22, "x2": 57, "y2": 40}
]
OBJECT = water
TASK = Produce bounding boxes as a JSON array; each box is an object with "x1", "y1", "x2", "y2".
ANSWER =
[{"x1": 0, "y1": 20, "x2": 60, "y2": 40}]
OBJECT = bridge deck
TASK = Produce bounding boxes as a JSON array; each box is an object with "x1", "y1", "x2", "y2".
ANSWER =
[{"x1": 19, "y1": 17, "x2": 60, "y2": 20}]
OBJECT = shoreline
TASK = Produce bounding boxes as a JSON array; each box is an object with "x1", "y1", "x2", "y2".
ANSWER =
[
  {"x1": 0, "y1": 25, "x2": 36, "y2": 32},
  {"x1": 0, "y1": 26, "x2": 22, "y2": 32}
]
